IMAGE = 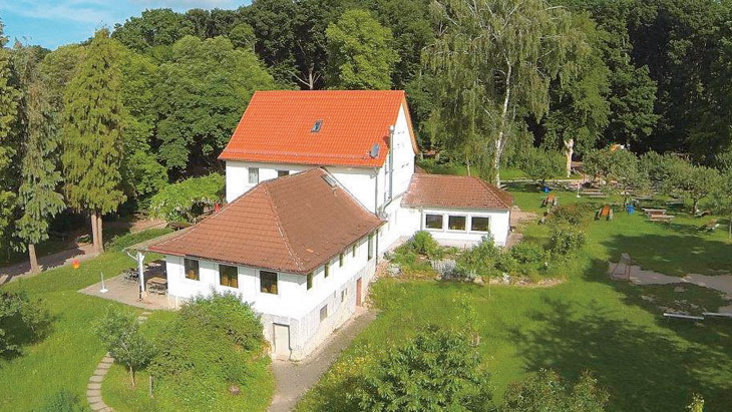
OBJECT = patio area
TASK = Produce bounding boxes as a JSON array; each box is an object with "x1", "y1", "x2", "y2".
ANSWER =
[{"x1": 79, "y1": 259, "x2": 175, "y2": 310}]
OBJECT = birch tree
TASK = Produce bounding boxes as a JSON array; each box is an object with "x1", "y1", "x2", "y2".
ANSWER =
[{"x1": 426, "y1": 0, "x2": 574, "y2": 184}]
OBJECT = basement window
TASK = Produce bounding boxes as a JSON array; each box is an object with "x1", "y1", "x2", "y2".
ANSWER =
[
  {"x1": 184, "y1": 258, "x2": 199, "y2": 281},
  {"x1": 320, "y1": 305, "x2": 328, "y2": 322}
]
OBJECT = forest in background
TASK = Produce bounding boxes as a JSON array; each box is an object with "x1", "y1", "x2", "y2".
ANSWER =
[{"x1": 2, "y1": 0, "x2": 732, "y2": 266}]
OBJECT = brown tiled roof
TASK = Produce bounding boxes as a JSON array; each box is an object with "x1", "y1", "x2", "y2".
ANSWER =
[
  {"x1": 218, "y1": 90, "x2": 419, "y2": 167},
  {"x1": 401, "y1": 173, "x2": 512, "y2": 210},
  {"x1": 148, "y1": 169, "x2": 383, "y2": 275}
]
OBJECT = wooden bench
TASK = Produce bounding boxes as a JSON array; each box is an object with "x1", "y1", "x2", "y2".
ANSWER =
[
  {"x1": 642, "y1": 208, "x2": 667, "y2": 216},
  {"x1": 663, "y1": 313, "x2": 704, "y2": 321},
  {"x1": 650, "y1": 214, "x2": 675, "y2": 223}
]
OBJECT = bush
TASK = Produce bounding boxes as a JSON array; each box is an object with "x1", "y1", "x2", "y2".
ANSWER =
[
  {"x1": 457, "y1": 237, "x2": 501, "y2": 278},
  {"x1": 410, "y1": 231, "x2": 441, "y2": 258},
  {"x1": 36, "y1": 390, "x2": 88, "y2": 412},
  {"x1": 148, "y1": 292, "x2": 267, "y2": 410},
  {"x1": 348, "y1": 326, "x2": 491, "y2": 411},
  {"x1": 500, "y1": 369, "x2": 608, "y2": 412},
  {"x1": 431, "y1": 259, "x2": 458, "y2": 278},
  {"x1": 149, "y1": 174, "x2": 224, "y2": 223},
  {"x1": 520, "y1": 147, "x2": 565, "y2": 184},
  {"x1": 549, "y1": 225, "x2": 587, "y2": 257},
  {"x1": 0, "y1": 290, "x2": 51, "y2": 357},
  {"x1": 505, "y1": 242, "x2": 549, "y2": 279},
  {"x1": 549, "y1": 203, "x2": 594, "y2": 227}
]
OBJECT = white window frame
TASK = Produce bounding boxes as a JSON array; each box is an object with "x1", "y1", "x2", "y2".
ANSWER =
[
  {"x1": 424, "y1": 213, "x2": 444, "y2": 231},
  {"x1": 217, "y1": 263, "x2": 240, "y2": 290},
  {"x1": 469, "y1": 216, "x2": 491, "y2": 233},
  {"x1": 248, "y1": 167, "x2": 259, "y2": 184},
  {"x1": 259, "y1": 270, "x2": 279, "y2": 296},
  {"x1": 447, "y1": 215, "x2": 468, "y2": 233}
]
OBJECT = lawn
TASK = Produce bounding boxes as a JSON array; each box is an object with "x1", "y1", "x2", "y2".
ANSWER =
[
  {"x1": 416, "y1": 159, "x2": 581, "y2": 181},
  {"x1": 297, "y1": 186, "x2": 732, "y2": 412}
]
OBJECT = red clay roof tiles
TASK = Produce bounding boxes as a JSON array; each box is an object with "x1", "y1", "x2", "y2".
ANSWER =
[
  {"x1": 148, "y1": 168, "x2": 383, "y2": 274},
  {"x1": 218, "y1": 90, "x2": 418, "y2": 167},
  {"x1": 402, "y1": 173, "x2": 513, "y2": 210}
]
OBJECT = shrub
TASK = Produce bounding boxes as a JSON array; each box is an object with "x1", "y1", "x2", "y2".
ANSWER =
[
  {"x1": 549, "y1": 225, "x2": 587, "y2": 256},
  {"x1": 506, "y1": 242, "x2": 549, "y2": 278},
  {"x1": 36, "y1": 390, "x2": 88, "y2": 412},
  {"x1": 431, "y1": 259, "x2": 458, "y2": 278},
  {"x1": 148, "y1": 292, "x2": 267, "y2": 410},
  {"x1": 500, "y1": 369, "x2": 608, "y2": 412},
  {"x1": 149, "y1": 173, "x2": 224, "y2": 222},
  {"x1": 410, "y1": 230, "x2": 441, "y2": 258},
  {"x1": 348, "y1": 326, "x2": 491, "y2": 411},
  {"x1": 549, "y1": 203, "x2": 594, "y2": 227},
  {"x1": 0, "y1": 290, "x2": 51, "y2": 357},
  {"x1": 94, "y1": 308, "x2": 155, "y2": 387},
  {"x1": 457, "y1": 237, "x2": 500, "y2": 278}
]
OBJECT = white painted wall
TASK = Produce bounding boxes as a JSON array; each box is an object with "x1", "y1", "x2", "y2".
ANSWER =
[
  {"x1": 163, "y1": 233, "x2": 377, "y2": 360},
  {"x1": 413, "y1": 208, "x2": 511, "y2": 247}
]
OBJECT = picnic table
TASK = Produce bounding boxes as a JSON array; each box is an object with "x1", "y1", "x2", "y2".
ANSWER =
[
  {"x1": 642, "y1": 208, "x2": 667, "y2": 216},
  {"x1": 147, "y1": 277, "x2": 168, "y2": 295},
  {"x1": 649, "y1": 214, "x2": 675, "y2": 223},
  {"x1": 580, "y1": 188, "x2": 608, "y2": 198}
]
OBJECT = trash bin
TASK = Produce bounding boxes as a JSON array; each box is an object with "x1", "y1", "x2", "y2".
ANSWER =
[
  {"x1": 627, "y1": 204, "x2": 635, "y2": 214},
  {"x1": 542, "y1": 186, "x2": 550, "y2": 193}
]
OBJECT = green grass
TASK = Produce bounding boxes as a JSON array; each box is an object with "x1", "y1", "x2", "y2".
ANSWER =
[
  {"x1": 297, "y1": 186, "x2": 732, "y2": 412},
  {"x1": 0, "y1": 230, "x2": 171, "y2": 411},
  {"x1": 416, "y1": 160, "x2": 580, "y2": 181}
]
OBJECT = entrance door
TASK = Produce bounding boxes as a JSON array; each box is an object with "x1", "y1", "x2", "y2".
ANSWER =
[
  {"x1": 273, "y1": 324, "x2": 290, "y2": 357},
  {"x1": 356, "y1": 278, "x2": 362, "y2": 307}
]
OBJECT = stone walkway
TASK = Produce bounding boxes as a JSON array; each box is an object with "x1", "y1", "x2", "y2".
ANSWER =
[
  {"x1": 87, "y1": 311, "x2": 152, "y2": 411},
  {"x1": 269, "y1": 308, "x2": 377, "y2": 412},
  {"x1": 608, "y1": 261, "x2": 732, "y2": 308}
]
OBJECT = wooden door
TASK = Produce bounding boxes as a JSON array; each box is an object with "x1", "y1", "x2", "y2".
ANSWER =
[
  {"x1": 273, "y1": 323, "x2": 290, "y2": 357},
  {"x1": 356, "y1": 278, "x2": 362, "y2": 307}
]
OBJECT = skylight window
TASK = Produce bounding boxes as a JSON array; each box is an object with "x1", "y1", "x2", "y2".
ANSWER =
[{"x1": 311, "y1": 119, "x2": 323, "y2": 133}]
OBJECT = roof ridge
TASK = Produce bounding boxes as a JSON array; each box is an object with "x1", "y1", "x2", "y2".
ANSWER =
[{"x1": 261, "y1": 182, "x2": 306, "y2": 272}]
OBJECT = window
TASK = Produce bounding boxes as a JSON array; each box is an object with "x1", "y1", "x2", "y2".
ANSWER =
[
  {"x1": 425, "y1": 214, "x2": 443, "y2": 230},
  {"x1": 352, "y1": 244, "x2": 357, "y2": 257},
  {"x1": 277, "y1": 170, "x2": 289, "y2": 177},
  {"x1": 311, "y1": 119, "x2": 323, "y2": 133},
  {"x1": 307, "y1": 272, "x2": 313, "y2": 290},
  {"x1": 184, "y1": 259, "x2": 199, "y2": 280},
  {"x1": 448, "y1": 216, "x2": 467, "y2": 231},
  {"x1": 260, "y1": 271, "x2": 278, "y2": 294},
  {"x1": 339, "y1": 253, "x2": 344, "y2": 267},
  {"x1": 368, "y1": 234, "x2": 374, "y2": 260},
  {"x1": 219, "y1": 264, "x2": 238, "y2": 288},
  {"x1": 471, "y1": 216, "x2": 490, "y2": 232},
  {"x1": 319, "y1": 305, "x2": 328, "y2": 322},
  {"x1": 324, "y1": 262, "x2": 330, "y2": 278},
  {"x1": 341, "y1": 289, "x2": 347, "y2": 302},
  {"x1": 248, "y1": 167, "x2": 259, "y2": 184}
]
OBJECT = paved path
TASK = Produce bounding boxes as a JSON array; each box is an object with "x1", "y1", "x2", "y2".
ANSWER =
[
  {"x1": 86, "y1": 311, "x2": 152, "y2": 411},
  {"x1": 0, "y1": 244, "x2": 97, "y2": 284},
  {"x1": 269, "y1": 308, "x2": 377, "y2": 412},
  {"x1": 608, "y1": 261, "x2": 732, "y2": 302}
]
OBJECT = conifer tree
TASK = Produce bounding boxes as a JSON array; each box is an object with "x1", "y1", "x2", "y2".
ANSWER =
[
  {"x1": 62, "y1": 29, "x2": 125, "y2": 254},
  {"x1": 0, "y1": 20, "x2": 20, "y2": 256},
  {"x1": 14, "y1": 46, "x2": 65, "y2": 273}
]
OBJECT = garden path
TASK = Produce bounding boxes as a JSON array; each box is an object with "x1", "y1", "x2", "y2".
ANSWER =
[
  {"x1": 269, "y1": 308, "x2": 377, "y2": 412},
  {"x1": 87, "y1": 311, "x2": 152, "y2": 411},
  {"x1": 608, "y1": 261, "x2": 732, "y2": 307}
]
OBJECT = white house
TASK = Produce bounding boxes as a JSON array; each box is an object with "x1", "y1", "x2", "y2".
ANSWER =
[{"x1": 147, "y1": 90, "x2": 512, "y2": 360}]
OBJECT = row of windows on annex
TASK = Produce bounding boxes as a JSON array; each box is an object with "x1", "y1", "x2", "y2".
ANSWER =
[
  {"x1": 424, "y1": 213, "x2": 491, "y2": 233},
  {"x1": 247, "y1": 167, "x2": 290, "y2": 184},
  {"x1": 182, "y1": 233, "x2": 375, "y2": 295}
]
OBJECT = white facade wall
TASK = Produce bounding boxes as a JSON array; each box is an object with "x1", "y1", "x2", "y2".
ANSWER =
[
  {"x1": 163, "y1": 234, "x2": 376, "y2": 360},
  {"x1": 415, "y1": 208, "x2": 510, "y2": 247}
]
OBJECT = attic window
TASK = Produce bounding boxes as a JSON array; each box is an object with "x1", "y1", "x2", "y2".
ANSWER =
[{"x1": 311, "y1": 120, "x2": 323, "y2": 133}]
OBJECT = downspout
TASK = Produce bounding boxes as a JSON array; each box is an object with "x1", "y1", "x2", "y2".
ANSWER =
[{"x1": 374, "y1": 167, "x2": 380, "y2": 265}]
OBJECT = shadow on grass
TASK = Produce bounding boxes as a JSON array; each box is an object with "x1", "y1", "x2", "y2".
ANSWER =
[
  {"x1": 600, "y1": 233, "x2": 732, "y2": 276},
  {"x1": 507, "y1": 296, "x2": 732, "y2": 412},
  {"x1": 0, "y1": 300, "x2": 55, "y2": 363}
]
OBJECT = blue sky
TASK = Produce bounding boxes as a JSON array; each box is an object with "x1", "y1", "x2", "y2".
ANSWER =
[{"x1": 0, "y1": 0, "x2": 251, "y2": 49}]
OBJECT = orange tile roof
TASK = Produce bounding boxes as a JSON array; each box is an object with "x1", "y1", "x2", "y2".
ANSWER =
[
  {"x1": 218, "y1": 90, "x2": 419, "y2": 167},
  {"x1": 402, "y1": 173, "x2": 513, "y2": 210},
  {"x1": 148, "y1": 169, "x2": 384, "y2": 275}
]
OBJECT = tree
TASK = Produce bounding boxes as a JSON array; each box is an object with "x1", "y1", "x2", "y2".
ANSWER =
[
  {"x1": 153, "y1": 35, "x2": 274, "y2": 173},
  {"x1": 13, "y1": 45, "x2": 65, "y2": 274},
  {"x1": 544, "y1": 13, "x2": 611, "y2": 177},
  {"x1": 0, "y1": 20, "x2": 21, "y2": 257},
  {"x1": 500, "y1": 369, "x2": 608, "y2": 412},
  {"x1": 112, "y1": 9, "x2": 190, "y2": 52},
  {"x1": 664, "y1": 160, "x2": 721, "y2": 214},
  {"x1": 0, "y1": 290, "x2": 50, "y2": 357},
  {"x1": 711, "y1": 170, "x2": 732, "y2": 238},
  {"x1": 522, "y1": 148, "x2": 564, "y2": 187},
  {"x1": 426, "y1": 0, "x2": 575, "y2": 185},
  {"x1": 583, "y1": 148, "x2": 648, "y2": 204},
  {"x1": 62, "y1": 29, "x2": 126, "y2": 254},
  {"x1": 348, "y1": 325, "x2": 491, "y2": 410},
  {"x1": 325, "y1": 9, "x2": 399, "y2": 90},
  {"x1": 94, "y1": 308, "x2": 155, "y2": 387}
]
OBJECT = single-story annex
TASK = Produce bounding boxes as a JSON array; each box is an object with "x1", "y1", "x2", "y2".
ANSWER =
[{"x1": 146, "y1": 90, "x2": 513, "y2": 359}]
